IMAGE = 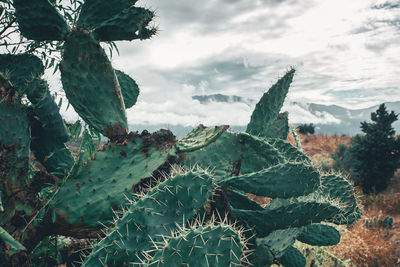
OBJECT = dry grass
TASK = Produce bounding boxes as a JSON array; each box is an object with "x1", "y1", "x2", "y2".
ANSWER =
[
  {"x1": 330, "y1": 208, "x2": 399, "y2": 266},
  {"x1": 286, "y1": 133, "x2": 400, "y2": 266},
  {"x1": 287, "y1": 133, "x2": 350, "y2": 158}
]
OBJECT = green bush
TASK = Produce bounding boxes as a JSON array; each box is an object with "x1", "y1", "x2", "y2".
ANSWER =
[
  {"x1": 297, "y1": 123, "x2": 315, "y2": 135},
  {"x1": 331, "y1": 143, "x2": 353, "y2": 174}
]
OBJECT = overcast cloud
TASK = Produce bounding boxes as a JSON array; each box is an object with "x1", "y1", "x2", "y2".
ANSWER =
[{"x1": 55, "y1": 0, "x2": 400, "y2": 127}]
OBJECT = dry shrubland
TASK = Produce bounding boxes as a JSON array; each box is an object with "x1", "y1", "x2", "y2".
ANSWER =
[{"x1": 287, "y1": 134, "x2": 399, "y2": 266}]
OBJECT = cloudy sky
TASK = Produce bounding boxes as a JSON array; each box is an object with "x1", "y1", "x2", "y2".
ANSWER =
[{"x1": 56, "y1": 0, "x2": 400, "y2": 127}]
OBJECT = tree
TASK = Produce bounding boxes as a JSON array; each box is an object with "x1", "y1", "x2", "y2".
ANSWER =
[
  {"x1": 297, "y1": 123, "x2": 315, "y2": 135},
  {"x1": 348, "y1": 104, "x2": 400, "y2": 193}
]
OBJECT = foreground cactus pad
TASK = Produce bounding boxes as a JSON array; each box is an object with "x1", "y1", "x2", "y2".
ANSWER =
[
  {"x1": 83, "y1": 171, "x2": 215, "y2": 266},
  {"x1": 146, "y1": 224, "x2": 246, "y2": 267},
  {"x1": 51, "y1": 131, "x2": 176, "y2": 227}
]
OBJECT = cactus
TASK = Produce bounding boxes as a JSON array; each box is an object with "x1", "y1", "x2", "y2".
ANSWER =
[
  {"x1": 146, "y1": 224, "x2": 246, "y2": 267},
  {"x1": 0, "y1": 1, "x2": 363, "y2": 266},
  {"x1": 13, "y1": 0, "x2": 69, "y2": 41},
  {"x1": 115, "y1": 70, "x2": 140, "y2": 109},
  {"x1": 83, "y1": 171, "x2": 216, "y2": 266},
  {"x1": 365, "y1": 214, "x2": 394, "y2": 229}
]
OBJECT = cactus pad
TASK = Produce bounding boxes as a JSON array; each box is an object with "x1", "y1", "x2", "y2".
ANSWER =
[
  {"x1": 266, "y1": 112, "x2": 290, "y2": 139},
  {"x1": 51, "y1": 132, "x2": 175, "y2": 227},
  {"x1": 27, "y1": 78, "x2": 69, "y2": 142},
  {"x1": 28, "y1": 110, "x2": 73, "y2": 177},
  {"x1": 278, "y1": 246, "x2": 306, "y2": 267},
  {"x1": 220, "y1": 161, "x2": 320, "y2": 198},
  {"x1": 246, "y1": 69, "x2": 295, "y2": 137},
  {"x1": 77, "y1": 0, "x2": 134, "y2": 30},
  {"x1": 0, "y1": 54, "x2": 44, "y2": 94},
  {"x1": 176, "y1": 124, "x2": 229, "y2": 153},
  {"x1": 231, "y1": 201, "x2": 341, "y2": 237},
  {"x1": 115, "y1": 70, "x2": 139, "y2": 109},
  {"x1": 314, "y1": 174, "x2": 362, "y2": 224},
  {"x1": 257, "y1": 228, "x2": 301, "y2": 258},
  {"x1": 60, "y1": 29, "x2": 128, "y2": 139},
  {"x1": 0, "y1": 78, "x2": 30, "y2": 192},
  {"x1": 13, "y1": 0, "x2": 69, "y2": 41},
  {"x1": 297, "y1": 224, "x2": 340, "y2": 246},
  {"x1": 225, "y1": 188, "x2": 264, "y2": 211},
  {"x1": 183, "y1": 131, "x2": 283, "y2": 178},
  {"x1": 83, "y1": 171, "x2": 215, "y2": 266},
  {"x1": 93, "y1": 6, "x2": 156, "y2": 41},
  {"x1": 146, "y1": 224, "x2": 244, "y2": 267}
]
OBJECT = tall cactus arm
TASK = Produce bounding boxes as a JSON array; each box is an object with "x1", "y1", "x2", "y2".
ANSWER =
[{"x1": 246, "y1": 68, "x2": 295, "y2": 137}]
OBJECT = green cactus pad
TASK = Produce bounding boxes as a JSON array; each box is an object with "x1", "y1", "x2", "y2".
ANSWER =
[
  {"x1": 176, "y1": 124, "x2": 229, "y2": 153},
  {"x1": 93, "y1": 6, "x2": 156, "y2": 41},
  {"x1": 13, "y1": 0, "x2": 69, "y2": 41},
  {"x1": 257, "y1": 228, "x2": 301, "y2": 258},
  {"x1": 146, "y1": 224, "x2": 244, "y2": 267},
  {"x1": 115, "y1": 70, "x2": 139, "y2": 109},
  {"x1": 225, "y1": 188, "x2": 264, "y2": 211},
  {"x1": 0, "y1": 78, "x2": 30, "y2": 192},
  {"x1": 297, "y1": 224, "x2": 340, "y2": 246},
  {"x1": 278, "y1": 246, "x2": 306, "y2": 267},
  {"x1": 266, "y1": 112, "x2": 290, "y2": 139},
  {"x1": 28, "y1": 79, "x2": 69, "y2": 142},
  {"x1": 231, "y1": 201, "x2": 341, "y2": 237},
  {"x1": 51, "y1": 132, "x2": 175, "y2": 226},
  {"x1": 263, "y1": 137, "x2": 311, "y2": 163},
  {"x1": 246, "y1": 68, "x2": 295, "y2": 137},
  {"x1": 183, "y1": 132, "x2": 283, "y2": 178},
  {"x1": 220, "y1": 162, "x2": 320, "y2": 198},
  {"x1": 0, "y1": 226, "x2": 26, "y2": 255},
  {"x1": 77, "y1": 0, "x2": 134, "y2": 30},
  {"x1": 83, "y1": 171, "x2": 215, "y2": 266},
  {"x1": 249, "y1": 243, "x2": 274, "y2": 266},
  {"x1": 60, "y1": 29, "x2": 128, "y2": 139},
  {"x1": 28, "y1": 110, "x2": 73, "y2": 177},
  {"x1": 313, "y1": 174, "x2": 361, "y2": 224},
  {"x1": 0, "y1": 54, "x2": 44, "y2": 93}
]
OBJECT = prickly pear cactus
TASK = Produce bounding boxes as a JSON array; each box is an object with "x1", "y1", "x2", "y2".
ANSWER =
[{"x1": 0, "y1": 1, "x2": 362, "y2": 266}]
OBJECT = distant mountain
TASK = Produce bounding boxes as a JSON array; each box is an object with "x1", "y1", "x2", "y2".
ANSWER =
[
  {"x1": 130, "y1": 93, "x2": 400, "y2": 137},
  {"x1": 192, "y1": 94, "x2": 254, "y2": 106},
  {"x1": 290, "y1": 101, "x2": 400, "y2": 135}
]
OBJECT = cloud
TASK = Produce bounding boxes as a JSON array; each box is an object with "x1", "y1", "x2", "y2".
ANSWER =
[{"x1": 48, "y1": 0, "x2": 400, "y2": 127}]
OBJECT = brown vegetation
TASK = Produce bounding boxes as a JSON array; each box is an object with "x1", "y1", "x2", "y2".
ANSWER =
[{"x1": 286, "y1": 133, "x2": 400, "y2": 266}]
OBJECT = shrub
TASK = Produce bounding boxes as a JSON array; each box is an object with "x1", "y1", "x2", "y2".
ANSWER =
[
  {"x1": 297, "y1": 123, "x2": 315, "y2": 135},
  {"x1": 331, "y1": 143, "x2": 353, "y2": 174}
]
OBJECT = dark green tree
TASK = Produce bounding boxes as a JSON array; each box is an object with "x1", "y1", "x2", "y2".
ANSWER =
[{"x1": 348, "y1": 104, "x2": 400, "y2": 193}]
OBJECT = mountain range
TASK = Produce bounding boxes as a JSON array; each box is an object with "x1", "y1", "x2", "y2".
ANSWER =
[{"x1": 129, "y1": 95, "x2": 400, "y2": 138}]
